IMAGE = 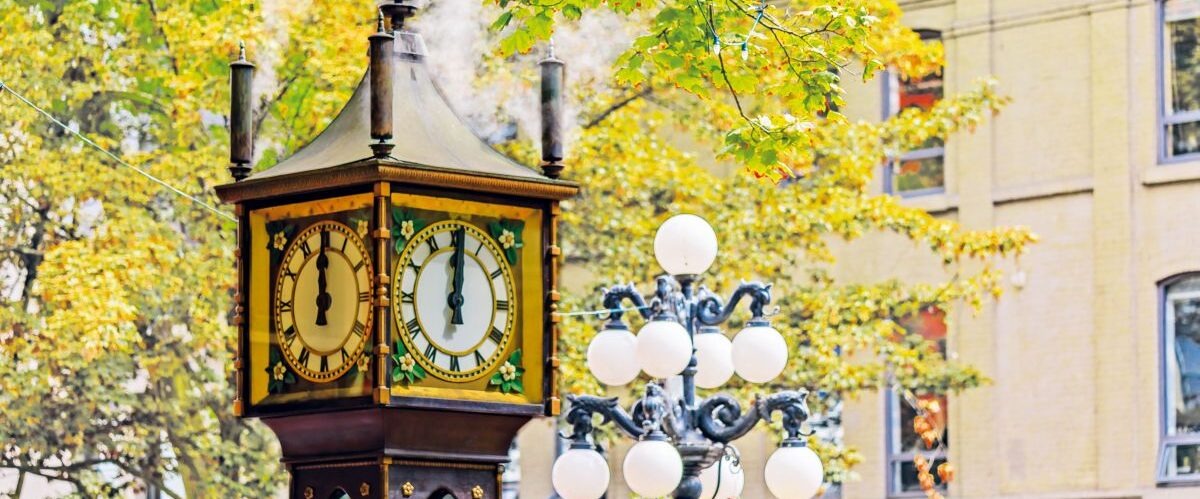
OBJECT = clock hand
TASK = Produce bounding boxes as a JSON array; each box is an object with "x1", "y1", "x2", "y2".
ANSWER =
[
  {"x1": 315, "y1": 230, "x2": 332, "y2": 326},
  {"x1": 448, "y1": 226, "x2": 466, "y2": 325}
]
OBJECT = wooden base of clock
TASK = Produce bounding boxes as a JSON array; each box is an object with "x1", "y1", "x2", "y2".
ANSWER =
[{"x1": 263, "y1": 406, "x2": 533, "y2": 499}]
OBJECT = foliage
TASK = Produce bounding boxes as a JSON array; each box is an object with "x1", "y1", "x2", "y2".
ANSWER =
[
  {"x1": 0, "y1": 0, "x2": 1036, "y2": 496},
  {"x1": 0, "y1": 0, "x2": 377, "y2": 495},
  {"x1": 483, "y1": 0, "x2": 1036, "y2": 485}
]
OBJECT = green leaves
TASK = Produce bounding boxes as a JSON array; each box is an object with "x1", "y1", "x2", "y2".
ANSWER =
[
  {"x1": 391, "y1": 338, "x2": 426, "y2": 385},
  {"x1": 391, "y1": 208, "x2": 426, "y2": 255},
  {"x1": 266, "y1": 348, "x2": 297, "y2": 394},
  {"x1": 489, "y1": 349, "x2": 525, "y2": 394},
  {"x1": 487, "y1": 218, "x2": 524, "y2": 264}
]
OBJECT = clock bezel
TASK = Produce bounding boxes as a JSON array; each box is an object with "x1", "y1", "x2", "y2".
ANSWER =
[{"x1": 393, "y1": 219, "x2": 517, "y2": 383}]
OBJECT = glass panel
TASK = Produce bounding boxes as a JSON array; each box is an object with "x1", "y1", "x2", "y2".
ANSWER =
[
  {"x1": 1166, "y1": 443, "x2": 1200, "y2": 478},
  {"x1": 893, "y1": 457, "x2": 948, "y2": 494},
  {"x1": 898, "y1": 394, "x2": 949, "y2": 454},
  {"x1": 1166, "y1": 2, "x2": 1200, "y2": 115},
  {"x1": 1168, "y1": 120, "x2": 1200, "y2": 157},
  {"x1": 1168, "y1": 281, "x2": 1200, "y2": 435},
  {"x1": 893, "y1": 155, "x2": 944, "y2": 194}
]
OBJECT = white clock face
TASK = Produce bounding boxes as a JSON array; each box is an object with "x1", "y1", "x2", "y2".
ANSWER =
[
  {"x1": 273, "y1": 220, "x2": 373, "y2": 382},
  {"x1": 393, "y1": 220, "x2": 516, "y2": 381}
]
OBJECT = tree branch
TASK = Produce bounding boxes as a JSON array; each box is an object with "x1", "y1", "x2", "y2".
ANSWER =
[{"x1": 583, "y1": 86, "x2": 654, "y2": 129}]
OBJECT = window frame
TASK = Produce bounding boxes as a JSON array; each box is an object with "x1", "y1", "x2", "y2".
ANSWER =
[
  {"x1": 881, "y1": 29, "x2": 947, "y2": 197},
  {"x1": 884, "y1": 389, "x2": 950, "y2": 498},
  {"x1": 1158, "y1": 0, "x2": 1200, "y2": 163},
  {"x1": 1159, "y1": 273, "x2": 1200, "y2": 485}
]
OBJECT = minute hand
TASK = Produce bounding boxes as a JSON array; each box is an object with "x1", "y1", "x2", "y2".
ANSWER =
[{"x1": 448, "y1": 227, "x2": 466, "y2": 325}]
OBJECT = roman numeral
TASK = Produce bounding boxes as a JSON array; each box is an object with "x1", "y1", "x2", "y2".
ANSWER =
[
  {"x1": 298, "y1": 349, "x2": 311, "y2": 367},
  {"x1": 319, "y1": 355, "x2": 329, "y2": 373},
  {"x1": 359, "y1": 291, "x2": 370, "y2": 303},
  {"x1": 424, "y1": 344, "x2": 437, "y2": 363},
  {"x1": 282, "y1": 268, "x2": 298, "y2": 281},
  {"x1": 400, "y1": 291, "x2": 414, "y2": 304},
  {"x1": 496, "y1": 300, "x2": 509, "y2": 311},
  {"x1": 300, "y1": 240, "x2": 312, "y2": 257},
  {"x1": 474, "y1": 351, "x2": 486, "y2": 366},
  {"x1": 449, "y1": 356, "x2": 461, "y2": 371},
  {"x1": 489, "y1": 326, "x2": 504, "y2": 344},
  {"x1": 341, "y1": 347, "x2": 351, "y2": 363},
  {"x1": 353, "y1": 258, "x2": 365, "y2": 272},
  {"x1": 408, "y1": 261, "x2": 421, "y2": 271},
  {"x1": 475, "y1": 241, "x2": 484, "y2": 255},
  {"x1": 282, "y1": 325, "x2": 297, "y2": 342},
  {"x1": 426, "y1": 236, "x2": 439, "y2": 252},
  {"x1": 340, "y1": 235, "x2": 349, "y2": 252},
  {"x1": 490, "y1": 269, "x2": 503, "y2": 280},
  {"x1": 406, "y1": 319, "x2": 421, "y2": 337},
  {"x1": 352, "y1": 321, "x2": 366, "y2": 337},
  {"x1": 278, "y1": 300, "x2": 293, "y2": 313},
  {"x1": 321, "y1": 230, "x2": 330, "y2": 248}
]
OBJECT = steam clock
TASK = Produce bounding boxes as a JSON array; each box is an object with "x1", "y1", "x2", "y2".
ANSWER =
[{"x1": 215, "y1": 3, "x2": 576, "y2": 498}]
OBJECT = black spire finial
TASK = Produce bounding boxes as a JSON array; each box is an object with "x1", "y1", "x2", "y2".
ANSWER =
[{"x1": 380, "y1": 0, "x2": 419, "y2": 31}]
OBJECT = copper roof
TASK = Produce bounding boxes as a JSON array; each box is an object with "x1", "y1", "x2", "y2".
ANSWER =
[{"x1": 246, "y1": 32, "x2": 550, "y2": 184}]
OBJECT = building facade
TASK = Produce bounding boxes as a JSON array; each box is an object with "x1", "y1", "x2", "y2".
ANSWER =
[
  {"x1": 516, "y1": 0, "x2": 1200, "y2": 498},
  {"x1": 837, "y1": 0, "x2": 1200, "y2": 497}
]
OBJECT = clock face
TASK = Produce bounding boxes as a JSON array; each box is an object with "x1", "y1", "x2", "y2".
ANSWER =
[
  {"x1": 393, "y1": 220, "x2": 517, "y2": 381},
  {"x1": 272, "y1": 220, "x2": 373, "y2": 382}
]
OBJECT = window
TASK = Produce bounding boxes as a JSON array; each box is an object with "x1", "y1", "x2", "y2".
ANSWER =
[
  {"x1": 1160, "y1": 274, "x2": 1200, "y2": 483},
  {"x1": 886, "y1": 309, "x2": 949, "y2": 496},
  {"x1": 1162, "y1": 1, "x2": 1200, "y2": 160},
  {"x1": 884, "y1": 30, "x2": 944, "y2": 195}
]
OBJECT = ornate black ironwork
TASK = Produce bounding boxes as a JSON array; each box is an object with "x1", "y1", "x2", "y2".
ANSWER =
[{"x1": 563, "y1": 275, "x2": 811, "y2": 499}]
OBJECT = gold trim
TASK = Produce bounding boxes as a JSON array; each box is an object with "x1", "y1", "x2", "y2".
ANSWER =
[
  {"x1": 401, "y1": 482, "x2": 414, "y2": 497},
  {"x1": 359, "y1": 482, "x2": 370, "y2": 496},
  {"x1": 472, "y1": 485, "x2": 484, "y2": 499},
  {"x1": 293, "y1": 460, "x2": 378, "y2": 471},
  {"x1": 391, "y1": 460, "x2": 496, "y2": 471},
  {"x1": 303, "y1": 487, "x2": 314, "y2": 499},
  {"x1": 374, "y1": 182, "x2": 391, "y2": 405},
  {"x1": 380, "y1": 458, "x2": 392, "y2": 497},
  {"x1": 216, "y1": 161, "x2": 579, "y2": 203}
]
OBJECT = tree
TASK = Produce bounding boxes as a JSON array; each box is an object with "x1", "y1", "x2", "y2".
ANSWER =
[
  {"x1": 0, "y1": 0, "x2": 375, "y2": 495},
  {"x1": 480, "y1": 0, "x2": 1036, "y2": 489},
  {"x1": 0, "y1": 0, "x2": 1034, "y2": 496}
]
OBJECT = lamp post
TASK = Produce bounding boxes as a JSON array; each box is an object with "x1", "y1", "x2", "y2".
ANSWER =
[{"x1": 551, "y1": 214, "x2": 825, "y2": 499}]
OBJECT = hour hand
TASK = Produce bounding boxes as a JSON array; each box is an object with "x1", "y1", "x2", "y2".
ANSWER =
[{"x1": 448, "y1": 227, "x2": 466, "y2": 325}]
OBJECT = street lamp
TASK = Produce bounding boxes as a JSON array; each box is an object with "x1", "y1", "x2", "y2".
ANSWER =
[{"x1": 552, "y1": 214, "x2": 824, "y2": 499}]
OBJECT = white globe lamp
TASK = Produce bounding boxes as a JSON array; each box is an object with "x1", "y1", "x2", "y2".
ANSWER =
[
  {"x1": 623, "y1": 437, "x2": 684, "y2": 498},
  {"x1": 732, "y1": 322, "x2": 788, "y2": 383},
  {"x1": 587, "y1": 326, "x2": 641, "y2": 386},
  {"x1": 636, "y1": 319, "x2": 692, "y2": 379},
  {"x1": 654, "y1": 214, "x2": 718, "y2": 276},
  {"x1": 764, "y1": 444, "x2": 824, "y2": 499},
  {"x1": 693, "y1": 327, "x2": 734, "y2": 389},
  {"x1": 699, "y1": 447, "x2": 745, "y2": 499},
  {"x1": 552, "y1": 447, "x2": 610, "y2": 499}
]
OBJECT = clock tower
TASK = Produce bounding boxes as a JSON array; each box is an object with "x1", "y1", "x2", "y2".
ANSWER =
[{"x1": 215, "y1": 3, "x2": 576, "y2": 498}]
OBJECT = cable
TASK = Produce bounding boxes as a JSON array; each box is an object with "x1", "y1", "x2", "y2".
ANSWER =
[{"x1": 0, "y1": 79, "x2": 237, "y2": 223}]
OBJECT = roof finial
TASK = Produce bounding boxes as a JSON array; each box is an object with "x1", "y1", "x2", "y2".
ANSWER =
[
  {"x1": 237, "y1": 40, "x2": 246, "y2": 61},
  {"x1": 376, "y1": 9, "x2": 386, "y2": 33},
  {"x1": 380, "y1": 0, "x2": 419, "y2": 31},
  {"x1": 547, "y1": 37, "x2": 556, "y2": 59}
]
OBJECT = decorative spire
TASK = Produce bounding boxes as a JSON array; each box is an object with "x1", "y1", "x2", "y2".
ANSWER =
[
  {"x1": 380, "y1": 0, "x2": 419, "y2": 31},
  {"x1": 368, "y1": 8, "x2": 396, "y2": 159},
  {"x1": 229, "y1": 41, "x2": 256, "y2": 181},
  {"x1": 539, "y1": 40, "x2": 566, "y2": 179}
]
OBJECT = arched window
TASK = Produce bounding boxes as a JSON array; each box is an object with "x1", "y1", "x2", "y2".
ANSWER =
[
  {"x1": 883, "y1": 29, "x2": 944, "y2": 196},
  {"x1": 429, "y1": 490, "x2": 457, "y2": 499},
  {"x1": 328, "y1": 488, "x2": 351, "y2": 499},
  {"x1": 1160, "y1": 1, "x2": 1200, "y2": 160},
  {"x1": 1160, "y1": 274, "x2": 1200, "y2": 483}
]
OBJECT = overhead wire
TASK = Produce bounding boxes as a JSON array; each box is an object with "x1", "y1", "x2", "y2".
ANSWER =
[{"x1": 0, "y1": 79, "x2": 237, "y2": 223}]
